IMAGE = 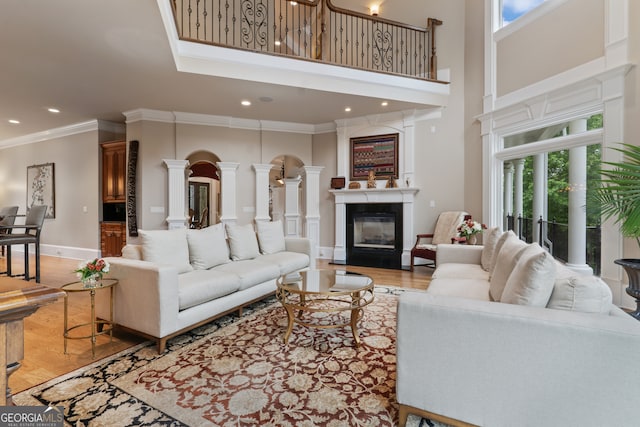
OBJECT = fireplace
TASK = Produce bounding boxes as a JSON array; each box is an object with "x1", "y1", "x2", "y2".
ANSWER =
[{"x1": 346, "y1": 203, "x2": 403, "y2": 269}]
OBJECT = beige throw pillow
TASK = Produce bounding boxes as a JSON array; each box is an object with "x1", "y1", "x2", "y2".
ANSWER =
[
  {"x1": 139, "y1": 229, "x2": 193, "y2": 274},
  {"x1": 501, "y1": 247, "x2": 556, "y2": 307},
  {"x1": 488, "y1": 232, "x2": 528, "y2": 301},
  {"x1": 256, "y1": 220, "x2": 287, "y2": 254},
  {"x1": 480, "y1": 227, "x2": 502, "y2": 272},
  {"x1": 489, "y1": 230, "x2": 516, "y2": 277},
  {"x1": 547, "y1": 276, "x2": 612, "y2": 314},
  {"x1": 226, "y1": 223, "x2": 260, "y2": 261},
  {"x1": 187, "y1": 223, "x2": 230, "y2": 270}
]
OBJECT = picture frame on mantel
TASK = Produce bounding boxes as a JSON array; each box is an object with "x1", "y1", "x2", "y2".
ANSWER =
[
  {"x1": 26, "y1": 162, "x2": 55, "y2": 218},
  {"x1": 350, "y1": 133, "x2": 399, "y2": 181}
]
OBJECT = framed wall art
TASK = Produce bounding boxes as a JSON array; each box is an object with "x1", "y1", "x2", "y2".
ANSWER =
[
  {"x1": 350, "y1": 133, "x2": 399, "y2": 181},
  {"x1": 27, "y1": 163, "x2": 55, "y2": 218}
]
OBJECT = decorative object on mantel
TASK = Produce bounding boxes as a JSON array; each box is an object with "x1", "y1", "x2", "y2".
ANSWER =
[
  {"x1": 348, "y1": 182, "x2": 361, "y2": 189},
  {"x1": 367, "y1": 170, "x2": 376, "y2": 188},
  {"x1": 386, "y1": 176, "x2": 397, "y2": 188},
  {"x1": 456, "y1": 218, "x2": 486, "y2": 245},
  {"x1": 127, "y1": 140, "x2": 139, "y2": 237},
  {"x1": 330, "y1": 177, "x2": 346, "y2": 189},
  {"x1": 350, "y1": 133, "x2": 399, "y2": 181}
]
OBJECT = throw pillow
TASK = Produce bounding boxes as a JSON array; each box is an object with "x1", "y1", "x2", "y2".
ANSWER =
[
  {"x1": 256, "y1": 220, "x2": 286, "y2": 254},
  {"x1": 489, "y1": 230, "x2": 516, "y2": 277},
  {"x1": 501, "y1": 247, "x2": 556, "y2": 307},
  {"x1": 488, "y1": 232, "x2": 528, "y2": 301},
  {"x1": 186, "y1": 223, "x2": 230, "y2": 270},
  {"x1": 226, "y1": 223, "x2": 260, "y2": 261},
  {"x1": 139, "y1": 229, "x2": 193, "y2": 274},
  {"x1": 480, "y1": 227, "x2": 502, "y2": 272},
  {"x1": 547, "y1": 276, "x2": 613, "y2": 314}
]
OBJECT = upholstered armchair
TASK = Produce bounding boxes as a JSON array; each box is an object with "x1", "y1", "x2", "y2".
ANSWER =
[{"x1": 410, "y1": 211, "x2": 468, "y2": 271}]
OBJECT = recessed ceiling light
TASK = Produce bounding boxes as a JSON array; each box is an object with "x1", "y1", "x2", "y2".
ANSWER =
[
  {"x1": 48, "y1": 108, "x2": 60, "y2": 113},
  {"x1": 275, "y1": 40, "x2": 282, "y2": 46},
  {"x1": 381, "y1": 101, "x2": 388, "y2": 107},
  {"x1": 8, "y1": 119, "x2": 20, "y2": 124},
  {"x1": 241, "y1": 100, "x2": 251, "y2": 106},
  {"x1": 344, "y1": 107, "x2": 352, "y2": 112}
]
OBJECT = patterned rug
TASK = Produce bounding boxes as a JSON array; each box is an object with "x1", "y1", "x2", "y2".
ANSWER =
[{"x1": 14, "y1": 287, "x2": 446, "y2": 427}]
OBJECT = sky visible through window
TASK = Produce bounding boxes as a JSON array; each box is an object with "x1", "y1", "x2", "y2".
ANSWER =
[{"x1": 502, "y1": 0, "x2": 545, "y2": 26}]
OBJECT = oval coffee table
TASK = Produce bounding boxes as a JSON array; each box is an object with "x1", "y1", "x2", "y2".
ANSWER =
[{"x1": 275, "y1": 269, "x2": 374, "y2": 347}]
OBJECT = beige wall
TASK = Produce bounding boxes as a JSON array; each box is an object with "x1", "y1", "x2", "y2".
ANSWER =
[{"x1": 497, "y1": 0, "x2": 604, "y2": 96}]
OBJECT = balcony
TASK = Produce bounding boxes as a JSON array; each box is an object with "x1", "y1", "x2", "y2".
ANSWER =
[{"x1": 158, "y1": 0, "x2": 449, "y2": 109}]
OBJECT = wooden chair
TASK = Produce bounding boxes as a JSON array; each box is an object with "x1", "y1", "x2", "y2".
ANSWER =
[
  {"x1": 410, "y1": 211, "x2": 469, "y2": 271},
  {"x1": 0, "y1": 205, "x2": 47, "y2": 282}
]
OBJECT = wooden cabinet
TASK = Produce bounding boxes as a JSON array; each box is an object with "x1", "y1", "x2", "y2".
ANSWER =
[
  {"x1": 102, "y1": 141, "x2": 126, "y2": 203},
  {"x1": 101, "y1": 222, "x2": 126, "y2": 257}
]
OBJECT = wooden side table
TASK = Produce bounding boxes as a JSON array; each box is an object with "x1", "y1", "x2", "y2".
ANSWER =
[{"x1": 62, "y1": 278, "x2": 118, "y2": 358}]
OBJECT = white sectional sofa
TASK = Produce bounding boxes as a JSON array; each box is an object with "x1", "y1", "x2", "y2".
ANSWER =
[
  {"x1": 397, "y1": 229, "x2": 640, "y2": 427},
  {"x1": 96, "y1": 221, "x2": 312, "y2": 353}
]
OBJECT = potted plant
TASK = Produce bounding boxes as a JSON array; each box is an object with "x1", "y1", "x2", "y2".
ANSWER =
[{"x1": 594, "y1": 143, "x2": 640, "y2": 319}]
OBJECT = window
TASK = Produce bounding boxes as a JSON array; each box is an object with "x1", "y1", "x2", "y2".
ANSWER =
[{"x1": 501, "y1": 0, "x2": 546, "y2": 27}]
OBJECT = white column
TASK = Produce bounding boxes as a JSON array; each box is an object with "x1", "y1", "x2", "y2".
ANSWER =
[
  {"x1": 303, "y1": 166, "x2": 324, "y2": 260},
  {"x1": 513, "y1": 159, "x2": 525, "y2": 236},
  {"x1": 532, "y1": 154, "x2": 546, "y2": 244},
  {"x1": 216, "y1": 162, "x2": 239, "y2": 227},
  {"x1": 252, "y1": 164, "x2": 274, "y2": 223},
  {"x1": 567, "y1": 119, "x2": 593, "y2": 274},
  {"x1": 163, "y1": 159, "x2": 189, "y2": 229},
  {"x1": 503, "y1": 162, "x2": 514, "y2": 230},
  {"x1": 283, "y1": 177, "x2": 302, "y2": 237}
]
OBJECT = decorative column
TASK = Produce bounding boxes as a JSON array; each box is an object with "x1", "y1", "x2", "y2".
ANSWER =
[
  {"x1": 532, "y1": 154, "x2": 546, "y2": 244},
  {"x1": 253, "y1": 164, "x2": 274, "y2": 223},
  {"x1": 567, "y1": 119, "x2": 592, "y2": 274},
  {"x1": 216, "y1": 162, "x2": 239, "y2": 227},
  {"x1": 503, "y1": 162, "x2": 514, "y2": 230},
  {"x1": 513, "y1": 158, "x2": 525, "y2": 236},
  {"x1": 303, "y1": 166, "x2": 324, "y2": 260},
  {"x1": 163, "y1": 159, "x2": 189, "y2": 229},
  {"x1": 283, "y1": 177, "x2": 302, "y2": 237}
]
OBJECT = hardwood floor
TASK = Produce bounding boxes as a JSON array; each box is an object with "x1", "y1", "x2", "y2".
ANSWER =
[{"x1": 1, "y1": 253, "x2": 432, "y2": 395}]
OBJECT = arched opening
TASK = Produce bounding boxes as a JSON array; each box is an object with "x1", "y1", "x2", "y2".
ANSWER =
[
  {"x1": 186, "y1": 151, "x2": 221, "y2": 229},
  {"x1": 269, "y1": 155, "x2": 304, "y2": 230}
]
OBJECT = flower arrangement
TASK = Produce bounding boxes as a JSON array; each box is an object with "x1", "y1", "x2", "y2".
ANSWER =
[
  {"x1": 457, "y1": 219, "x2": 487, "y2": 238},
  {"x1": 74, "y1": 258, "x2": 110, "y2": 283}
]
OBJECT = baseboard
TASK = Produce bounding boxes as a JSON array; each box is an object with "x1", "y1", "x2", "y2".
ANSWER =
[{"x1": 8, "y1": 244, "x2": 99, "y2": 261}]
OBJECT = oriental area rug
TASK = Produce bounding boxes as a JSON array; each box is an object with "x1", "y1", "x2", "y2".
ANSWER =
[{"x1": 14, "y1": 287, "x2": 447, "y2": 427}]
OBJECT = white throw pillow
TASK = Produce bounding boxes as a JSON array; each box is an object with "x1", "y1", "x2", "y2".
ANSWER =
[
  {"x1": 226, "y1": 223, "x2": 260, "y2": 261},
  {"x1": 501, "y1": 247, "x2": 556, "y2": 307},
  {"x1": 256, "y1": 220, "x2": 286, "y2": 254},
  {"x1": 139, "y1": 229, "x2": 192, "y2": 274},
  {"x1": 489, "y1": 230, "x2": 516, "y2": 277},
  {"x1": 480, "y1": 227, "x2": 502, "y2": 272},
  {"x1": 488, "y1": 232, "x2": 528, "y2": 301},
  {"x1": 547, "y1": 276, "x2": 612, "y2": 314},
  {"x1": 186, "y1": 223, "x2": 230, "y2": 270}
]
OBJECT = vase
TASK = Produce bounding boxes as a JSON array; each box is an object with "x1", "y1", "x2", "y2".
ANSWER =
[
  {"x1": 467, "y1": 235, "x2": 477, "y2": 245},
  {"x1": 614, "y1": 259, "x2": 640, "y2": 320},
  {"x1": 82, "y1": 275, "x2": 99, "y2": 288}
]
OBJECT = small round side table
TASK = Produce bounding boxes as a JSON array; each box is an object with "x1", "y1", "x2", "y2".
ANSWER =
[{"x1": 61, "y1": 278, "x2": 118, "y2": 358}]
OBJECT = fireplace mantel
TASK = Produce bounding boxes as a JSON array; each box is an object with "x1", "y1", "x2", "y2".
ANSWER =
[{"x1": 330, "y1": 188, "x2": 419, "y2": 267}]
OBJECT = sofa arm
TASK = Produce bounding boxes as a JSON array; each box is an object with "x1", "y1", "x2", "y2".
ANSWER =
[
  {"x1": 285, "y1": 237, "x2": 315, "y2": 267},
  {"x1": 436, "y1": 243, "x2": 482, "y2": 265},
  {"x1": 396, "y1": 292, "x2": 640, "y2": 427},
  {"x1": 95, "y1": 257, "x2": 180, "y2": 339}
]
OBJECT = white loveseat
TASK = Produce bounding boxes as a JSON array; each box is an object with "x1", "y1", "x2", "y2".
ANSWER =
[
  {"x1": 397, "y1": 229, "x2": 640, "y2": 427},
  {"x1": 96, "y1": 221, "x2": 312, "y2": 353}
]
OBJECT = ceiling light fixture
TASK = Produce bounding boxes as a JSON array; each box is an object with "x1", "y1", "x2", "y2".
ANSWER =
[
  {"x1": 370, "y1": 5, "x2": 379, "y2": 16},
  {"x1": 241, "y1": 100, "x2": 251, "y2": 106},
  {"x1": 8, "y1": 119, "x2": 20, "y2": 124},
  {"x1": 290, "y1": 1, "x2": 298, "y2": 6},
  {"x1": 275, "y1": 40, "x2": 282, "y2": 46},
  {"x1": 48, "y1": 108, "x2": 60, "y2": 113},
  {"x1": 344, "y1": 107, "x2": 352, "y2": 112},
  {"x1": 381, "y1": 101, "x2": 388, "y2": 107}
]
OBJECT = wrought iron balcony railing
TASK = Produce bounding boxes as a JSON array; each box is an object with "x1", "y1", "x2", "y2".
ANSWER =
[{"x1": 171, "y1": 0, "x2": 444, "y2": 81}]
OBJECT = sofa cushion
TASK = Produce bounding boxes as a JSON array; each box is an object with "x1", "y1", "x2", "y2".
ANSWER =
[
  {"x1": 187, "y1": 223, "x2": 230, "y2": 270},
  {"x1": 226, "y1": 223, "x2": 260, "y2": 261},
  {"x1": 213, "y1": 259, "x2": 281, "y2": 290},
  {"x1": 500, "y1": 247, "x2": 556, "y2": 307},
  {"x1": 427, "y1": 278, "x2": 491, "y2": 301},
  {"x1": 547, "y1": 276, "x2": 612, "y2": 314},
  {"x1": 256, "y1": 220, "x2": 287, "y2": 254},
  {"x1": 178, "y1": 270, "x2": 240, "y2": 311},
  {"x1": 432, "y1": 263, "x2": 489, "y2": 281},
  {"x1": 489, "y1": 233, "x2": 528, "y2": 301},
  {"x1": 256, "y1": 252, "x2": 310, "y2": 275},
  {"x1": 480, "y1": 227, "x2": 502, "y2": 272},
  {"x1": 139, "y1": 229, "x2": 192, "y2": 274},
  {"x1": 489, "y1": 230, "x2": 516, "y2": 276}
]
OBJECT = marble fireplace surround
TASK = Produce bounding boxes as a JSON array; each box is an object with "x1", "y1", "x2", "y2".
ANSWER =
[{"x1": 330, "y1": 188, "x2": 419, "y2": 267}]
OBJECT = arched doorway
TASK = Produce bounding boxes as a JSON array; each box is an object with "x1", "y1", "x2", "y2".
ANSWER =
[
  {"x1": 269, "y1": 155, "x2": 304, "y2": 233},
  {"x1": 186, "y1": 151, "x2": 221, "y2": 229}
]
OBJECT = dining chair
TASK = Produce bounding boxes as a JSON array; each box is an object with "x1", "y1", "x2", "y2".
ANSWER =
[
  {"x1": 0, "y1": 205, "x2": 47, "y2": 282},
  {"x1": 0, "y1": 206, "x2": 19, "y2": 257}
]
